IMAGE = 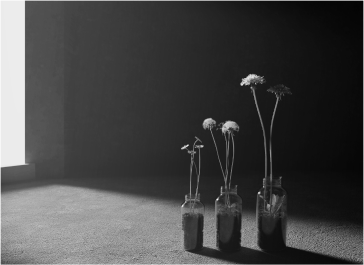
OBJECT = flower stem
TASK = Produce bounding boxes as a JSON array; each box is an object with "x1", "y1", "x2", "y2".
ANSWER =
[
  {"x1": 195, "y1": 149, "x2": 201, "y2": 197},
  {"x1": 210, "y1": 129, "x2": 226, "y2": 181},
  {"x1": 193, "y1": 148, "x2": 201, "y2": 210},
  {"x1": 224, "y1": 133, "x2": 229, "y2": 186},
  {"x1": 224, "y1": 133, "x2": 231, "y2": 208},
  {"x1": 190, "y1": 138, "x2": 201, "y2": 211},
  {"x1": 229, "y1": 134, "x2": 235, "y2": 191},
  {"x1": 199, "y1": 144, "x2": 201, "y2": 178},
  {"x1": 269, "y1": 97, "x2": 279, "y2": 210},
  {"x1": 192, "y1": 161, "x2": 199, "y2": 210},
  {"x1": 252, "y1": 89, "x2": 268, "y2": 210},
  {"x1": 189, "y1": 156, "x2": 193, "y2": 212}
]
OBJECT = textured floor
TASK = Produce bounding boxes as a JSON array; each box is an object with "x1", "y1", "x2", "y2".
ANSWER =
[{"x1": 1, "y1": 172, "x2": 363, "y2": 264}]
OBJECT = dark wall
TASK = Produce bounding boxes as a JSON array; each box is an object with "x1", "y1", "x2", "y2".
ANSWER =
[
  {"x1": 26, "y1": 2, "x2": 363, "y2": 179},
  {"x1": 26, "y1": 2, "x2": 65, "y2": 179}
]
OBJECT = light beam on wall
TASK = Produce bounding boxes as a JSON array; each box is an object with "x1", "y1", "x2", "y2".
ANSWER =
[{"x1": 1, "y1": 1, "x2": 25, "y2": 167}]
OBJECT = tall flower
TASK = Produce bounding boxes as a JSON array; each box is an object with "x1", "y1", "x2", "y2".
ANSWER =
[
  {"x1": 240, "y1": 73, "x2": 268, "y2": 188},
  {"x1": 240, "y1": 74, "x2": 272, "y2": 212},
  {"x1": 266, "y1": 84, "x2": 292, "y2": 212}
]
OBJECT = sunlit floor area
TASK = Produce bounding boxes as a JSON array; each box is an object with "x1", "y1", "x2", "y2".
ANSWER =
[{"x1": 1, "y1": 172, "x2": 362, "y2": 264}]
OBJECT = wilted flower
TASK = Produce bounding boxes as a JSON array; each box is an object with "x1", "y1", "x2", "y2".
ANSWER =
[
  {"x1": 202, "y1": 118, "x2": 216, "y2": 130},
  {"x1": 267, "y1": 84, "x2": 292, "y2": 100},
  {"x1": 221, "y1": 121, "x2": 240, "y2": 134},
  {"x1": 188, "y1": 150, "x2": 196, "y2": 155},
  {"x1": 181, "y1": 144, "x2": 189, "y2": 150},
  {"x1": 240, "y1": 74, "x2": 266, "y2": 87}
]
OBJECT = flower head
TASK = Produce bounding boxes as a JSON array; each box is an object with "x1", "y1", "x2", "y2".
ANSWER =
[
  {"x1": 240, "y1": 74, "x2": 266, "y2": 88},
  {"x1": 221, "y1": 121, "x2": 240, "y2": 135},
  {"x1": 203, "y1": 118, "x2": 216, "y2": 130},
  {"x1": 267, "y1": 84, "x2": 292, "y2": 100},
  {"x1": 195, "y1": 145, "x2": 204, "y2": 149},
  {"x1": 181, "y1": 144, "x2": 189, "y2": 150}
]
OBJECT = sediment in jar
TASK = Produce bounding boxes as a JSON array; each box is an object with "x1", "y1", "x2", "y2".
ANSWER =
[
  {"x1": 182, "y1": 212, "x2": 204, "y2": 251},
  {"x1": 216, "y1": 211, "x2": 241, "y2": 252},
  {"x1": 257, "y1": 213, "x2": 286, "y2": 251}
]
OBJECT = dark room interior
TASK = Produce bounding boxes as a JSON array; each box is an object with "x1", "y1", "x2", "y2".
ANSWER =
[{"x1": 1, "y1": 1, "x2": 363, "y2": 264}]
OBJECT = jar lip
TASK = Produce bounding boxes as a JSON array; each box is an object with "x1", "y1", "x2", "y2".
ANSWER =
[
  {"x1": 220, "y1": 185, "x2": 238, "y2": 193},
  {"x1": 263, "y1": 176, "x2": 282, "y2": 185},
  {"x1": 263, "y1": 176, "x2": 282, "y2": 180},
  {"x1": 185, "y1": 193, "x2": 200, "y2": 200}
]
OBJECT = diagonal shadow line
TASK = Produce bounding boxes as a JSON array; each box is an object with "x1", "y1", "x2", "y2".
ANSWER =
[
  {"x1": 192, "y1": 246, "x2": 356, "y2": 264},
  {"x1": 191, "y1": 246, "x2": 288, "y2": 264},
  {"x1": 0, "y1": 254, "x2": 32, "y2": 265},
  {"x1": 266, "y1": 247, "x2": 356, "y2": 264},
  {"x1": 2, "y1": 176, "x2": 362, "y2": 226}
]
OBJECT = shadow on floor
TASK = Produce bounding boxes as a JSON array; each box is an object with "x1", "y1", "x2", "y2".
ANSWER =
[
  {"x1": 193, "y1": 246, "x2": 355, "y2": 264},
  {"x1": 0, "y1": 255, "x2": 32, "y2": 265}
]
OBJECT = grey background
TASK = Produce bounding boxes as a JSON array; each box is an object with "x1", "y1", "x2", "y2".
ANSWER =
[{"x1": 25, "y1": 1, "x2": 363, "y2": 179}]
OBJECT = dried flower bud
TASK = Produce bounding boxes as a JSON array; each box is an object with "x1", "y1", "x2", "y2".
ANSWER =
[
  {"x1": 181, "y1": 144, "x2": 189, "y2": 150},
  {"x1": 267, "y1": 84, "x2": 292, "y2": 100}
]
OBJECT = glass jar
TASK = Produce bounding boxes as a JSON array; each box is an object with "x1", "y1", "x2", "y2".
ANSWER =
[
  {"x1": 256, "y1": 177, "x2": 287, "y2": 252},
  {"x1": 215, "y1": 185, "x2": 242, "y2": 252},
  {"x1": 181, "y1": 193, "x2": 204, "y2": 251}
]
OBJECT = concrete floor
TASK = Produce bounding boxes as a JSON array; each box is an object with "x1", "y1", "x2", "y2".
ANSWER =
[{"x1": 1, "y1": 171, "x2": 362, "y2": 264}]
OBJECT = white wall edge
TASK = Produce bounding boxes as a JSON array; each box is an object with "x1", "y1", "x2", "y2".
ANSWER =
[{"x1": 1, "y1": 163, "x2": 36, "y2": 184}]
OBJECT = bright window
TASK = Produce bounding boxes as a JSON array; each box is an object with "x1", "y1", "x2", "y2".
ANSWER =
[{"x1": 1, "y1": 1, "x2": 25, "y2": 167}]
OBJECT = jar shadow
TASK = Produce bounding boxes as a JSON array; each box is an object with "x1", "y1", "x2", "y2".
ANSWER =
[{"x1": 192, "y1": 246, "x2": 354, "y2": 264}]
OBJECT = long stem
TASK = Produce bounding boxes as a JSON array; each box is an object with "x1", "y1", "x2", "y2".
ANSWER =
[
  {"x1": 192, "y1": 161, "x2": 199, "y2": 210},
  {"x1": 229, "y1": 134, "x2": 235, "y2": 191},
  {"x1": 269, "y1": 97, "x2": 279, "y2": 210},
  {"x1": 199, "y1": 144, "x2": 201, "y2": 178},
  {"x1": 189, "y1": 156, "x2": 193, "y2": 212},
  {"x1": 252, "y1": 89, "x2": 268, "y2": 210},
  {"x1": 227, "y1": 133, "x2": 230, "y2": 189},
  {"x1": 191, "y1": 139, "x2": 199, "y2": 210},
  {"x1": 224, "y1": 133, "x2": 229, "y2": 186},
  {"x1": 194, "y1": 148, "x2": 201, "y2": 210},
  {"x1": 210, "y1": 129, "x2": 226, "y2": 181},
  {"x1": 193, "y1": 160, "x2": 199, "y2": 177},
  {"x1": 224, "y1": 133, "x2": 231, "y2": 208}
]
